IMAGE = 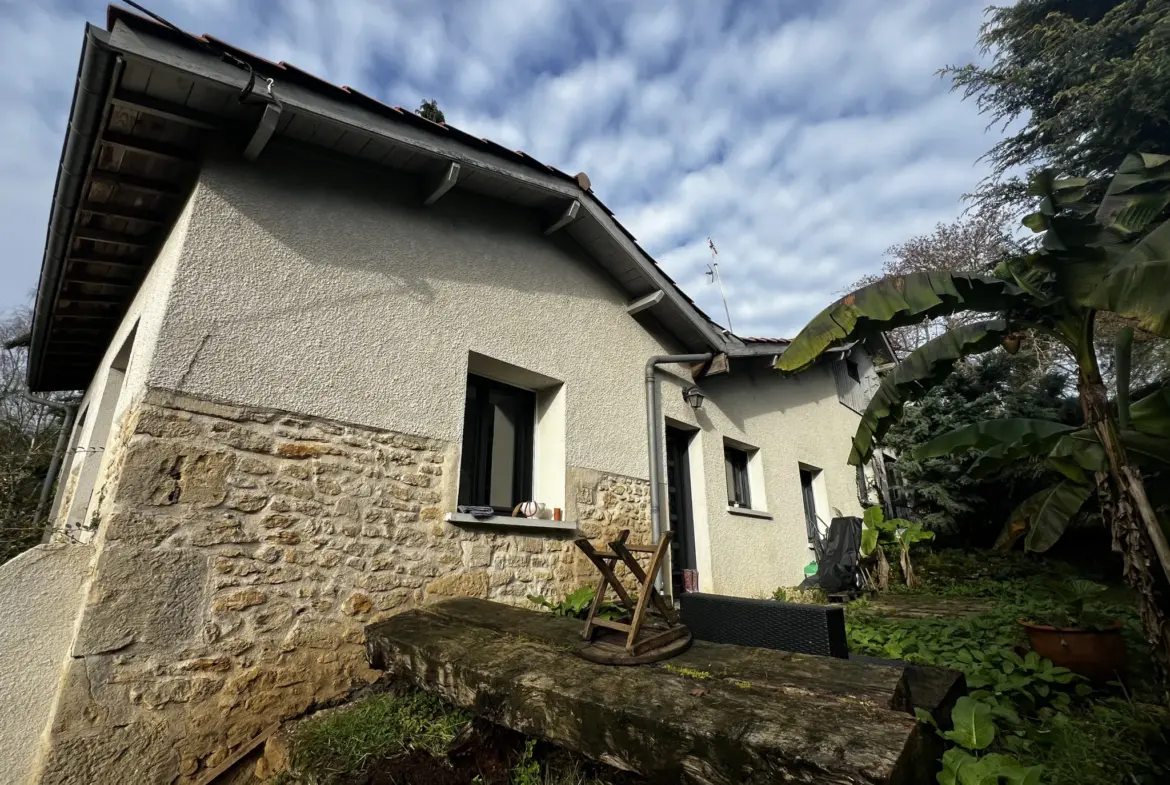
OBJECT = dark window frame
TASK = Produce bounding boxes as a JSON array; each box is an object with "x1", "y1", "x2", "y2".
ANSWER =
[
  {"x1": 458, "y1": 374, "x2": 535, "y2": 514},
  {"x1": 724, "y1": 445, "x2": 752, "y2": 508}
]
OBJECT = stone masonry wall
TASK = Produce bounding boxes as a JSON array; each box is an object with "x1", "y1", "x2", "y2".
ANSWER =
[{"x1": 35, "y1": 388, "x2": 650, "y2": 784}]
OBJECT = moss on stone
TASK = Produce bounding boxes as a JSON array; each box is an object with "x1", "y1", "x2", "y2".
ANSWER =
[{"x1": 661, "y1": 664, "x2": 712, "y2": 680}]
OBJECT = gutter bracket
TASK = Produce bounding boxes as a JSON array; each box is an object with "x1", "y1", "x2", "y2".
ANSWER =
[
  {"x1": 626, "y1": 291, "x2": 663, "y2": 315},
  {"x1": 243, "y1": 79, "x2": 282, "y2": 161},
  {"x1": 423, "y1": 162, "x2": 460, "y2": 206},
  {"x1": 543, "y1": 200, "x2": 581, "y2": 235}
]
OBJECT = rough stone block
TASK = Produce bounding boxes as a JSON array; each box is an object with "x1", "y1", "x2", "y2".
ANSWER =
[
  {"x1": 212, "y1": 588, "x2": 268, "y2": 612},
  {"x1": 424, "y1": 571, "x2": 489, "y2": 599},
  {"x1": 74, "y1": 546, "x2": 207, "y2": 656}
]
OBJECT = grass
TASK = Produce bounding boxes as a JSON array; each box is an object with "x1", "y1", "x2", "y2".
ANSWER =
[
  {"x1": 281, "y1": 687, "x2": 630, "y2": 785},
  {"x1": 1031, "y1": 698, "x2": 1169, "y2": 785},
  {"x1": 287, "y1": 689, "x2": 471, "y2": 783}
]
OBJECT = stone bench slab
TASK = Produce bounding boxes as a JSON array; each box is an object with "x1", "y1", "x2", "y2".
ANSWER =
[{"x1": 366, "y1": 598, "x2": 931, "y2": 784}]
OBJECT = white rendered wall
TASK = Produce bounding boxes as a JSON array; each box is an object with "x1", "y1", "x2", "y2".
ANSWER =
[{"x1": 118, "y1": 148, "x2": 864, "y2": 595}]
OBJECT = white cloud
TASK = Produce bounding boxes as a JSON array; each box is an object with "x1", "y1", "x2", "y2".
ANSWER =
[{"x1": 0, "y1": 0, "x2": 1001, "y2": 338}]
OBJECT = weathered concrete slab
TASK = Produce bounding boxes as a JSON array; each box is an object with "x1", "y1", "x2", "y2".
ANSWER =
[{"x1": 367, "y1": 599, "x2": 928, "y2": 784}]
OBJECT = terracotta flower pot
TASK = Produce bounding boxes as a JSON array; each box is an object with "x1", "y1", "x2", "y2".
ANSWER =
[{"x1": 1020, "y1": 619, "x2": 1127, "y2": 681}]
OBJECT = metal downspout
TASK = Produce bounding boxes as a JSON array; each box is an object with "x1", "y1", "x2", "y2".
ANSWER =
[
  {"x1": 644, "y1": 353, "x2": 712, "y2": 590},
  {"x1": 24, "y1": 393, "x2": 79, "y2": 535}
]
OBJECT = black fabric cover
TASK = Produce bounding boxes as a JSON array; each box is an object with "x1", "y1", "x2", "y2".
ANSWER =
[
  {"x1": 799, "y1": 516, "x2": 862, "y2": 594},
  {"x1": 679, "y1": 592, "x2": 848, "y2": 658}
]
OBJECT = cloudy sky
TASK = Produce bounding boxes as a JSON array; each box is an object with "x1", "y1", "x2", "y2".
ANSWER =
[{"x1": 1, "y1": 0, "x2": 1003, "y2": 338}]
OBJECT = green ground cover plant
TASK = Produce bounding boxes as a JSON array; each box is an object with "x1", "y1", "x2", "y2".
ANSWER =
[{"x1": 846, "y1": 550, "x2": 1169, "y2": 784}]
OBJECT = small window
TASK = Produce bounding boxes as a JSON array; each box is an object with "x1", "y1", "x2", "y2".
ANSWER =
[
  {"x1": 855, "y1": 463, "x2": 869, "y2": 507},
  {"x1": 800, "y1": 467, "x2": 819, "y2": 542},
  {"x1": 724, "y1": 446, "x2": 751, "y2": 508},
  {"x1": 845, "y1": 358, "x2": 860, "y2": 383},
  {"x1": 458, "y1": 375, "x2": 535, "y2": 513}
]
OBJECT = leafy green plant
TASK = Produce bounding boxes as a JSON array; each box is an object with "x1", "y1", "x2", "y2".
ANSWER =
[
  {"x1": 511, "y1": 739, "x2": 543, "y2": 785},
  {"x1": 1028, "y1": 579, "x2": 1111, "y2": 630},
  {"x1": 925, "y1": 696, "x2": 1043, "y2": 785},
  {"x1": 861, "y1": 506, "x2": 934, "y2": 589},
  {"x1": 527, "y1": 586, "x2": 625, "y2": 621},
  {"x1": 775, "y1": 154, "x2": 1170, "y2": 667},
  {"x1": 851, "y1": 550, "x2": 1167, "y2": 784}
]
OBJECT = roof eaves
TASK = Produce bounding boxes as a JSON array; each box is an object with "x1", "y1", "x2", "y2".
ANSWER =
[{"x1": 27, "y1": 23, "x2": 118, "y2": 391}]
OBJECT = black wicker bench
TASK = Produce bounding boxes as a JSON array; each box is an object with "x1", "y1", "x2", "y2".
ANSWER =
[{"x1": 678, "y1": 592, "x2": 849, "y2": 658}]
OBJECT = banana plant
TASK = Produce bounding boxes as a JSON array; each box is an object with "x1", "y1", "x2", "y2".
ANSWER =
[
  {"x1": 776, "y1": 153, "x2": 1170, "y2": 668},
  {"x1": 860, "y1": 506, "x2": 933, "y2": 589}
]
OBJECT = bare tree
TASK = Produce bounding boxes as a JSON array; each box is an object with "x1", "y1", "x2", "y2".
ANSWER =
[
  {"x1": 0, "y1": 308, "x2": 75, "y2": 562},
  {"x1": 845, "y1": 209, "x2": 1170, "y2": 391},
  {"x1": 843, "y1": 206, "x2": 1019, "y2": 357}
]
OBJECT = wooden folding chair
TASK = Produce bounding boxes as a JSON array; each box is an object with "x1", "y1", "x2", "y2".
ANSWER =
[{"x1": 574, "y1": 529, "x2": 689, "y2": 657}]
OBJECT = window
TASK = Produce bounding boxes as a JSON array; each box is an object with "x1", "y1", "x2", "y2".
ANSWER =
[
  {"x1": 800, "y1": 467, "x2": 819, "y2": 542},
  {"x1": 855, "y1": 463, "x2": 869, "y2": 507},
  {"x1": 724, "y1": 446, "x2": 751, "y2": 508},
  {"x1": 458, "y1": 374, "x2": 535, "y2": 513},
  {"x1": 845, "y1": 358, "x2": 860, "y2": 383}
]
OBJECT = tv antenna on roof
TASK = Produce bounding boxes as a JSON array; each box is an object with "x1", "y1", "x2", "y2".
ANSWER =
[{"x1": 705, "y1": 238, "x2": 734, "y2": 333}]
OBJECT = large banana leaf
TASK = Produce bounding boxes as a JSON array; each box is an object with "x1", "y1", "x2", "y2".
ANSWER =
[
  {"x1": 1095, "y1": 153, "x2": 1170, "y2": 231},
  {"x1": 1001, "y1": 481, "x2": 1093, "y2": 553},
  {"x1": 1083, "y1": 216, "x2": 1170, "y2": 337},
  {"x1": 1045, "y1": 431, "x2": 1105, "y2": 484},
  {"x1": 913, "y1": 419, "x2": 1079, "y2": 461},
  {"x1": 774, "y1": 272, "x2": 1024, "y2": 373},
  {"x1": 848, "y1": 320, "x2": 1011, "y2": 465},
  {"x1": 1132, "y1": 387, "x2": 1170, "y2": 437},
  {"x1": 1046, "y1": 428, "x2": 1170, "y2": 485}
]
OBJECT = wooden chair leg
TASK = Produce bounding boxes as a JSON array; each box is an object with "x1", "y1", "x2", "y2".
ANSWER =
[
  {"x1": 611, "y1": 533, "x2": 679, "y2": 625},
  {"x1": 574, "y1": 535, "x2": 635, "y2": 640},
  {"x1": 615, "y1": 532, "x2": 672, "y2": 651}
]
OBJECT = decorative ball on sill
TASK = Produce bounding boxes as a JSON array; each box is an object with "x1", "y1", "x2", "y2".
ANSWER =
[{"x1": 517, "y1": 500, "x2": 540, "y2": 518}]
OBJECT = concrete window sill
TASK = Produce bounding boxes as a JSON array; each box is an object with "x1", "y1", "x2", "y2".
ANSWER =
[
  {"x1": 445, "y1": 512, "x2": 578, "y2": 533},
  {"x1": 726, "y1": 506, "x2": 773, "y2": 520}
]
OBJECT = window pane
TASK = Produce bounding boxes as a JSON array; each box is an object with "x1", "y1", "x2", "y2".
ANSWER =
[
  {"x1": 489, "y1": 397, "x2": 518, "y2": 508},
  {"x1": 725, "y1": 447, "x2": 750, "y2": 507},
  {"x1": 459, "y1": 374, "x2": 536, "y2": 512}
]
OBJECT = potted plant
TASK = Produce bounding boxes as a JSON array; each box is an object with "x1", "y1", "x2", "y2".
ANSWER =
[{"x1": 1020, "y1": 579, "x2": 1126, "y2": 681}]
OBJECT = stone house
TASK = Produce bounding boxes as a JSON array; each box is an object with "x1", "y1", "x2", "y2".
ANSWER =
[{"x1": 1, "y1": 8, "x2": 886, "y2": 783}]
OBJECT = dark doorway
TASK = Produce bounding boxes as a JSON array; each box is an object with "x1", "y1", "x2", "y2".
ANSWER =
[{"x1": 665, "y1": 426, "x2": 697, "y2": 596}]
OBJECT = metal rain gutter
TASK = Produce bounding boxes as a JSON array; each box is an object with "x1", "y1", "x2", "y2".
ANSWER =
[
  {"x1": 27, "y1": 25, "x2": 118, "y2": 391},
  {"x1": 644, "y1": 352, "x2": 712, "y2": 591}
]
